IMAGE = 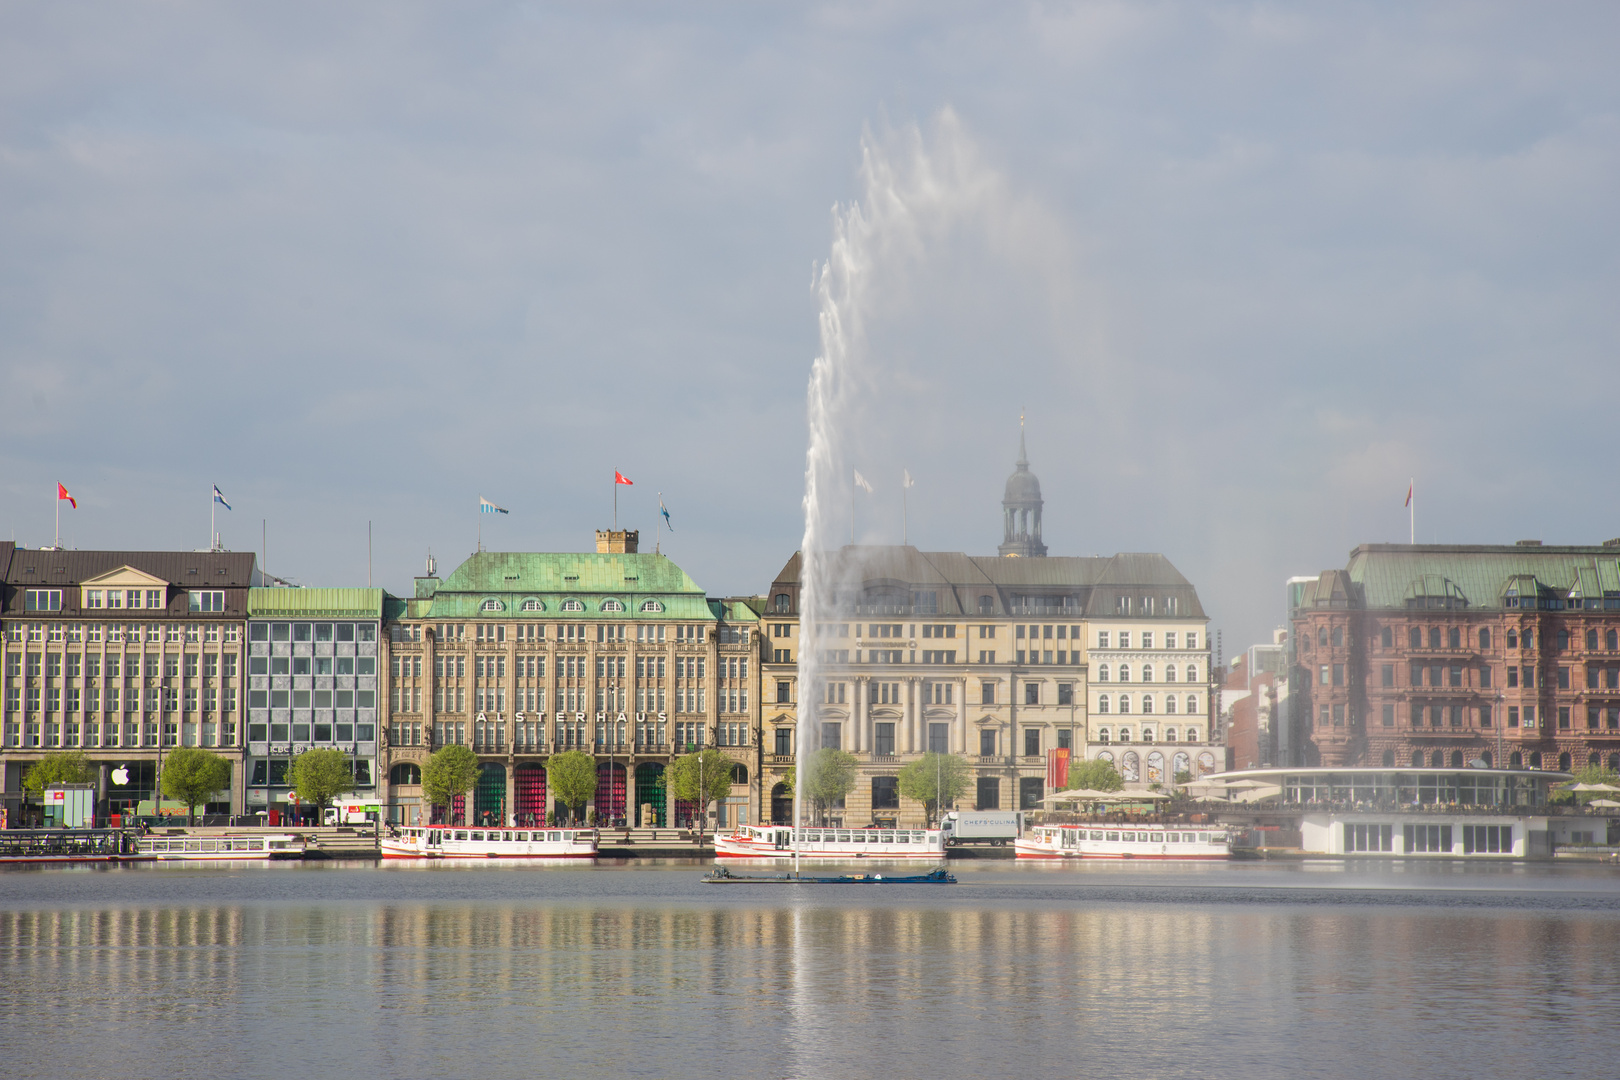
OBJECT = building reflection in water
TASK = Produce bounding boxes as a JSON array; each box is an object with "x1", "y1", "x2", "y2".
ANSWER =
[{"x1": 2, "y1": 899, "x2": 1617, "y2": 1078}]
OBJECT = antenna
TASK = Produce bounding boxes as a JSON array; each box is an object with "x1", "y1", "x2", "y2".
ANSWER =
[{"x1": 426, "y1": 550, "x2": 437, "y2": 577}]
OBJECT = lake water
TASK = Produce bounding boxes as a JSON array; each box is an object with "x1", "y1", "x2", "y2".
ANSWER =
[{"x1": 2, "y1": 859, "x2": 1617, "y2": 1080}]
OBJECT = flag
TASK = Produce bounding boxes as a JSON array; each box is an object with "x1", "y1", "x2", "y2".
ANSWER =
[
  {"x1": 1405, "y1": 482, "x2": 1413, "y2": 508},
  {"x1": 659, "y1": 494, "x2": 673, "y2": 531},
  {"x1": 213, "y1": 485, "x2": 232, "y2": 511},
  {"x1": 903, "y1": 469, "x2": 914, "y2": 489},
  {"x1": 853, "y1": 469, "x2": 873, "y2": 494},
  {"x1": 614, "y1": 471, "x2": 634, "y2": 486},
  {"x1": 56, "y1": 483, "x2": 76, "y2": 509},
  {"x1": 1047, "y1": 748, "x2": 1071, "y2": 791},
  {"x1": 480, "y1": 497, "x2": 509, "y2": 515}
]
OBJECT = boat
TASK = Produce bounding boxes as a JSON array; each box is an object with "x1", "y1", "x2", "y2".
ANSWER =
[
  {"x1": 379, "y1": 825, "x2": 597, "y2": 860},
  {"x1": 0, "y1": 828, "x2": 138, "y2": 863},
  {"x1": 714, "y1": 824, "x2": 948, "y2": 861},
  {"x1": 704, "y1": 865, "x2": 956, "y2": 885},
  {"x1": 132, "y1": 833, "x2": 309, "y2": 861},
  {"x1": 1014, "y1": 822, "x2": 1230, "y2": 860}
]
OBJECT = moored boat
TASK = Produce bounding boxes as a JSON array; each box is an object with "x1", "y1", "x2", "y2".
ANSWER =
[
  {"x1": 0, "y1": 828, "x2": 137, "y2": 863},
  {"x1": 1014, "y1": 823, "x2": 1229, "y2": 860},
  {"x1": 704, "y1": 865, "x2": 957, "y2": 884},
  {"x1": 380, "y1": 825, "x2": 597, "y2": 860},
  {"x1": 714, "y1": 824, "x2": 947, "y2": 861},
  {"x1": 133, "y1": 833, "x2": 308, "y2": 861}
]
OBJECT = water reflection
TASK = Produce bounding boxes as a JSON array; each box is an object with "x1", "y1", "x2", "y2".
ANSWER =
[{"x1": 2, "y1": 881, "x2": 1618, "y2": 1080}]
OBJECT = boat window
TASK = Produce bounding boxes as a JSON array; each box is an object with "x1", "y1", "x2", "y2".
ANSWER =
[
  {"x1": 912, "y1": 832, "x2": 924, "y2": 842},
  {"x1": 455, "y1": 831, "x2": 469, "y2": 841},
  {"x1": 881, "y1": 832, "x2": 894, "y2": 843},
  {"x1": 514, "y1": 832, "x2": 527, "y2": 842},
  {"x1": 548, "y1": 832, "x2": 560, "y2": 842},
  {"x1": 1106, "y1": 832, "x2": 1119, "y2": 841},
  {"x1": 470, "y1": 832, "x2": 484, "y2": 841},
  {"x1": 1198, "y1": 833, "x2": 1210, "y2": 843}
]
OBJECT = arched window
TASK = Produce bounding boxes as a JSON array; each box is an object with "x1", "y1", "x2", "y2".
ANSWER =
[
  {"x1": 521, "y1": 598, "x2": 544, "y2": 612},
  {"x1": 1381, "y1": 749, "x2": 1395, "y2": 767},
  {"x1": 1558, "y1": 628, "x2": 1570, "y2": 649},
  {"x1": 1450, "y1": 750, "x2": 1464, "y2": 768},
  {"x1": 1529, "y1": 751, "x2": 1542, "y2": 769},
  {"x1": 1097, "y1": 750, "x2": 1114, "y2": 764},
  {"x1": 1410, "y1": 751, "x2": 1424, "y2": 767},
  {"x1": 1478, "y1": 627, "x2": 1491, "y2": 649},
  {"x1": 1524, "y1": 629, "x2": 1535, "y2": 649},
  {"x1": 731, "y1": 763, "x2": 748, "y2": 784},
  {"x1": 1480, "y1": 751, "x2": 1491, "y2": 768},
  {"x1": 1141, "y1": 664, "x2": 1154, "y2": 683},
  {"x1": 1184, "y1": 727, "x2": 1199, "y2": 743},
  {"x1": 1558, "y1": 752, "x2": 1571, "y2": 771},
  {"x1": 1429, "y1": 627, "x2": 1442, "y2": 649},
  {"x1": 1165, "y1": 696, "x2": 1178, "y2": 714},
  {"x1": 1165, "y1": 665, "x2": 1177, "y2": 682},
  {"x1": 389, "y1": 762, "x2": 422, "y2": 785},
  {"x1": 561, "y1": 599, "x2": 584, "y2": 612},
  {"x1": 1430, "y1": 750, "x2": 1444, "y2": 768},
  {"x1": 640, "y1": 599, "x2": 664, "y2": 613},
  {"x1": 1164, "y1": 727, "x2": 1177, "y2": 741},
  {"x1": 1118, "y1": 695, "x2": 1131, "y2": 714},
  {"x1": 1097, "y1": 727, "x2": 1110, "y2": 743},
  {"x1": 1409, "y1": 627, "x2": 1422, "y2": 649},
  {"x1": 480, "y1": 598, "x2": 504, "y2": 612},
  {"x1": 1510, "y1": 751, "x2": 1522, "y2": 768},
  {"x1": 1142, "y1": 695, "x2": 1155, "y2": 715},
  {"x1": 1118, "y1": 664, "x2": 1131, "y2": 683},
  {"x1": 1448, "y1": 627, "x2": 1460, "y2": 648},
  {"x1": 773, "y1": 594, "x2": 790, "y2": 612},
  {"x1": 1097, "y1": 664, "x2": 1110, "y2": 682},
  {"x1": 1117, "y1": 728, "x2": 1131, "y2": 744},
  {"x1": 1609, "y1": 630, "x2": 1618, "y2": 651},
  {"x1": 1097, "y1": 694, "x2": 1110, "y2": 714},
  {"x1": 1185, "y1": 665, "x2": 1198, "y2": 683},
  {"x1": 601, "y1": 599, "x2": 625, "y2": 613},
  {"x1": 1507, "y1": 629, "x2": 1518, "y2": 648},
  {"x1": 1609, "y1": 752, "x2": 1620, "y2": 772},
  {"x1": 1587, "y1": 629, "x2": 1599, "y2": 650},
  {"x1": 1318, "y1": 627, "x2": 1328, "y2": 646},
  {"x1": 1185, "y1": 694, "x2": 1198, "y2": 714}
]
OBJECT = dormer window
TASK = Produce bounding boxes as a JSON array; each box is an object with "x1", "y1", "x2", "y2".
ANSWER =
[
  {"x1": 640, "y1": 600, "x2": 664, "y2": 613},
  {"x1": 480, "y1": 599, "x2": 504, "y2": 612},
  {"x1": 601, "y1": 599, "x2": 626, "y2": 613},
  {"x1": 561, "y1": 599, "x2": 584, "y2": 612},
  {"x1": 521, "y1": 598, "x2": 544, "y2": 612}
]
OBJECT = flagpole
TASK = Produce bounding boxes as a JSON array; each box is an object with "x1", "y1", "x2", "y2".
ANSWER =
[
  {"x1": 903, "y1": 481, "x2": 908, "y2": 545},
  {"x1": 1410, "y1": 478, "x2": 1415, "y2": 544},
  {"x1": 614, "y1": 473, "x2": 618, "y2": 531},
  {"x1": 54, "y1": 491, "x2": 59, "y2": 550},
  {"x1": 478, "y1": 495, "x2": 483, "y2": 553},
  {"x1": 211, "y1": 488, "x2": 216, "y2": 551}
]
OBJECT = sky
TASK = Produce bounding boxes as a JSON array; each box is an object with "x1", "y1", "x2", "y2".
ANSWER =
[{"x1": 2, "y1": 2, "x2": 1617, "y2": 656}]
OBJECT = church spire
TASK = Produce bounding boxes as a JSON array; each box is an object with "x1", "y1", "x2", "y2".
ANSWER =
[{"x1": 998, "y1": 414, "x2": 1047, "y2": 557}]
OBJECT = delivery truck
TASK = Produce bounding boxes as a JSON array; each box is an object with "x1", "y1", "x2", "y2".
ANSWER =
[{"x1": 940, "y1": 810, "x2": 1024, "y2": 847}]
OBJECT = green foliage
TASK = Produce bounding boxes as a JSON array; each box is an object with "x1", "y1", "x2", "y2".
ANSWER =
[
  {"x1": 1066, "y1": 757, "x2": 1124, "y2": 792},
  {"x1": 422, "y1": 745, "x2": 480, "y2": 815},
  {"x1": 546, "y1": 750, "x2": 598, "y2": 817},
  {"x1": 1174, "y1": 770, "x2": 1194, "y2": 787},
  {"x1": 1560, "y1": 763, "x2": 1620, "y2": 805},
  {"x1": 161, "y1": 747, "x2": 233, "y2": 825},
  {"x1": 288, "y1": 748, "x2": 356, "y2": 815},
  {"x1": 897, "y1": 753, "x2": 972, "y2": 824},
  {"x1": 803, "y1": 748, "x2": 858, "y2": 821},
  {"x1": 22, "y1": 751, "x2": 95, "y2": 797},
  {"x1": 669, "y1": 748, "x2": 736, "y2": 822}
]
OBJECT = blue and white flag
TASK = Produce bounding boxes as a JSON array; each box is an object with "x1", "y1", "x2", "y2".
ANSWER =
[
  {"x1": 480, "y1": 497, "x2": 509, "y2": 515},
  {"x1": 213, "y1": 486, "x2": 232, "y2": 510},
  {"x1": 659, "y1": 494, "x2": 673, "y2": 531}
]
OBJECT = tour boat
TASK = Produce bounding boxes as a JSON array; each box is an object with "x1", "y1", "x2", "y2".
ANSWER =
[
  {"x1": 714, "y1": 825, "x2": 948, "y2": 861},
  {"x1": 132, "y1": 833, "x2": 308, "y2": 861},
  {"x1": 1014, "y1": 823, "x2": 1230, "y2": 860},
  {"x1": 379, "y1": 825, "x2": 598, "y2": 860},
  {"x1": 0, "y1": 828, "x2": 137, "y2": 863}
]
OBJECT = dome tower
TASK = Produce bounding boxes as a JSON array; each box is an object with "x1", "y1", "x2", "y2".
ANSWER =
[{"x1": 998, "y1": 420, "x2": 1047, "y2": 557}]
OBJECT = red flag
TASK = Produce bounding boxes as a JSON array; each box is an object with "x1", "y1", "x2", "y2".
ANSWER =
[
  {"x1": 57, "y1": 483, "x2": 76, "y2": 509},
  {"x1": 1047, "y1": 748, "x2": 1070, "y2": 791},
  {"x1": 614, "y1": 471, "x2": 634, "y2": 486},
  {"x1": 1404, "y1": 482, "x2": 1412, "y2": 507}
]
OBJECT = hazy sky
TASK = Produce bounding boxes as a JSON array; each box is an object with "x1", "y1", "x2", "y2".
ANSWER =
[{"x1": 3, "y1": 2, "x2": 1616, "y2": 654}]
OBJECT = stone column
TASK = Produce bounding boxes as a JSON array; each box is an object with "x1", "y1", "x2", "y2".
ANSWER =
[
  {"x1": 854, "y1": 677, "x2": 867, "y2": 753},
  {"x1": 955, "y1": 678, "x2": 968, "y2": 754}
]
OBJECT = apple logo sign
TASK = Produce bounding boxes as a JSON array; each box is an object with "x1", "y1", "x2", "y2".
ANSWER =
[{"x1": 111, "y1": 766, "x2": 130, "y2": 786}]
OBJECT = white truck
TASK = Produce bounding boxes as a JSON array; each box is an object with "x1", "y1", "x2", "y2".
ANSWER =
[
  {"x1": 323, "y1": 799, "x2": 382, "y2": 826},
  {"x1": 940, "y1": 810, "x2": 1024, "y2": 847}
]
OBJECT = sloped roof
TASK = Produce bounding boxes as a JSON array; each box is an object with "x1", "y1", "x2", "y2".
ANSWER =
[
  {"x1": 405, "y1": 550, "x2": 725, "y2": 621},
  {"x1": 2, "y1": 548, "x2": 257, "y2": 588},
  {"x1": 1320, "y1": 543, "x2": 1620, "y2": 611}
]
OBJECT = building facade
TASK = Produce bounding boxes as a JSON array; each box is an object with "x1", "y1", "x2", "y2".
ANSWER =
[
  {"x1": 379, "y1": 530, "x2": 760, "y2": 828},
  {"x1": 244, "y1": 588, "x2": 384, "y2": 822},
  {"x1": 1292, "y1": 541, "x2": 1620, "y2": 773},
  {"x1": 758, "y1": 440, "x2": 1214, "y2": 826},
  {"x1": 0, "y1": 543, "x2": 255, "y2": 822}
]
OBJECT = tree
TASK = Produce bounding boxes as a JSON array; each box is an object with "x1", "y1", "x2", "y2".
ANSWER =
[
  {"x1": 802, "y1": 748, "x2": 858, "y2": 825},
  {"x1": 897, "y1": 753, "x2": 972, "y2": 825},
  {"x1": 669, "y1": 748, "x2": 735, "y2": 839},
  {"x1": 1067, "y1": 757, "x2": 1124, "y2": 792},
  {"x1": 422, "y1": 745, "x2": 480, "y2": 825},
  {"x1": 161, "y1": 747, "x2": 233, "y2": 826},
  {"x1": 288, "y1": 748, "x2": 356, "y2": 824},
  {"x1": 22, "y1": 751, "x2": 95, "y2": 798},
  {"x1": 1558, "y1": 763, "x2": 1620, "y2": 805},
  {"x1": 546, "y1": 750, "x2": 597, "y2": 824}
]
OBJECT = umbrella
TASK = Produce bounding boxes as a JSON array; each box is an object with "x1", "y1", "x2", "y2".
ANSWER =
[
  {"x1": 1587, "y1": 799, "x2": 1620, "y2": 809},
  {"x1": 1561, "y1": 782, "x2": 1620, "y2": 793}
]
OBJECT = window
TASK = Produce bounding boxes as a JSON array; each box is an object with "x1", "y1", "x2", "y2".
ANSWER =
[
  {"x1": 1380, "y1": 627, "x2": 1393, "y2": 648},
  {"x1": 981, "y1": 682, "x2": 995, "y2": 705},
  {"x1": 775, "y1": 728, "x2": 791, "y2": 756},
  {"x1": 1097, "y1": 664, "x2": 1109, "y2": 682},
  {"x1": 600, "y1": 599, "x2": 625, "y2": 613},
  {"x1": 979, "y1": 729, "x2": 996, "y2": 756},
  {"x1": 1331, "y1": 626, "x2": 1343, "y2": 648},
  {"x1": 777, "y1": 680, "x2": 791, "y2": 704},
  {"x1": 1097, "y1": 631, "x2": 1110, "y2": 648},
  {"x1": 189, "y1": 591, "x2": 225, "y2": 613},
  {"x1": 1119, "y1": 664, "x2": 1131, "y2": 683},
  {"x1": 1382, "y1": 704, "x2": 1395, "y2": 728},
  {"x1": 821, "y1": 722, "x2": 842, "y2": 750},
  {"x1": 874, "y1": 723, "x2": 895, "y2": 756},
  {"x1": 1097, "y1": 694, "x2": 1110, "y2": 714},
  {"x1": 1409, "y1": 627, "x2": 1421, "y2": 649},
  {"x1": 561, "y1": 599, "x2": 584, "y2": 612},
  {"x1": 928, "y1": 723, "x2": 949, "y2": 754},
  {"x1": 871, "y1": 776, "x2": 899, "y2": 810},
  {"x1": 1024, "y1": 728, "x2": 1040, "y2": 757},
  {"x1": 25, "y1": 590, "x2": 62, "y2": 612},
  {"x1": 1381, "y1": 664, "x2": 1394, "y2": 687},
  {"x1": 1024, "y1": 682, "x2": 1039, "y2": 705},
  {"x1": 1057, "y1": 683, "x2": 1073, "y2": 706}
]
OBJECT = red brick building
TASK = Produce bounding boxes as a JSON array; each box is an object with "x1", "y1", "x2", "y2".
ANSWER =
[{"x1": 1291, "y1": 542, "x2": 1620, "y2": 773}]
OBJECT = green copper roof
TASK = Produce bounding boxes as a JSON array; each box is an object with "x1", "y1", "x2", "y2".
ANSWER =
[
  {"x1": 1336, "y1": 544, "x2": 1620, "y2": 610},
  {"x1": 408, "y1": 551, "x2": 722, "y2": 620},
  {"x1": 248, "y1": 587, "x2": 385, "y2": 619}
]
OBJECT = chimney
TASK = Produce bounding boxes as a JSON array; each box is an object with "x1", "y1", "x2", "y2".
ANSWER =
[{"x1": 596, "y1": 529, "x2": 639, "y2": 554}]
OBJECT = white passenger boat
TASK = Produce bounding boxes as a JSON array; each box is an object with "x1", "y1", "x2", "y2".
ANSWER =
[
  {"x1": 714, "y1": 825, "x2": 948, "y2": 861},
  {"x1": 133, "y1": 833, "x2": 308, "y2": 861},
  {"x1": 380, "y1": 825, "x2": 597, "y2": 860},
  {"x1": 1014, "y1": 823, "x2": 1229, "y2": 860}
]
